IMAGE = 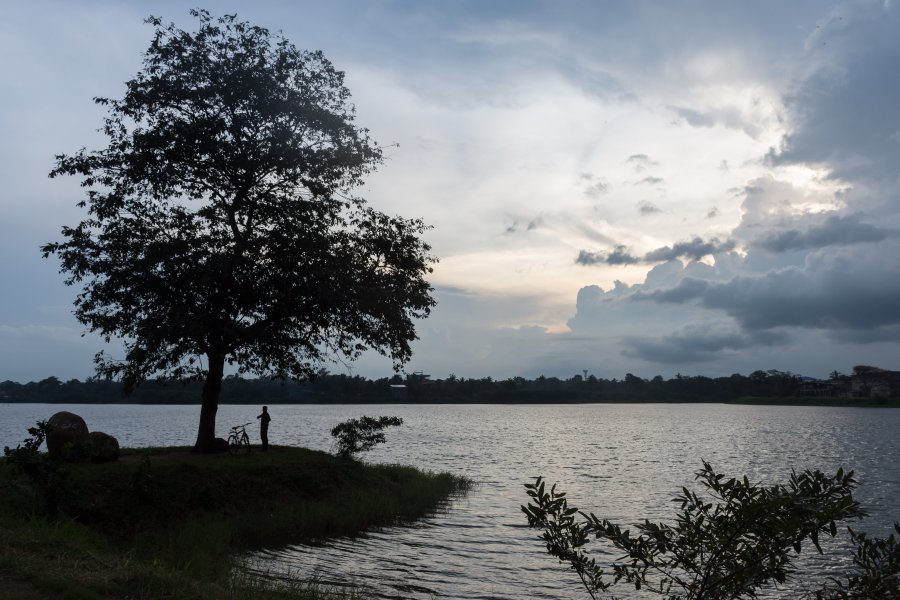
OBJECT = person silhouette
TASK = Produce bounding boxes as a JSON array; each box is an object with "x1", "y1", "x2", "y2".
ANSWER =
[{"x1": 256, "y1": 405, "x2": 271, "y2": 451}]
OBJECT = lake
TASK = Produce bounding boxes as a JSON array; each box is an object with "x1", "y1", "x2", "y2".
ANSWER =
[{"x1": 3, "y1": 402, "x2": 899, "y2": 599}]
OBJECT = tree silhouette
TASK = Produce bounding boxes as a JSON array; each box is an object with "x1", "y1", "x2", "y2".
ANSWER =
[{"x1": 43, "y1": 10, "x2": 435, "y2": 452}]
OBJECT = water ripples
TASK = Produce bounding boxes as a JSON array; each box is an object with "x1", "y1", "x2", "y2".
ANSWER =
[{"x1": 3, "y1": 402, "x2": 899, "y2": 599}]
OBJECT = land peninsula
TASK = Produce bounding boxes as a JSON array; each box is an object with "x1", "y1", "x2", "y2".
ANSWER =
[{"x1": 0, "y1": 442, "x2": 470, "y2": 599}]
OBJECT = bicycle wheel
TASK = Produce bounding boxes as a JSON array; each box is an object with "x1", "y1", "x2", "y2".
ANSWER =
[
  {"x1": 228, "y1": 434, "x2": 240, "y2": 455},
  {"x1": 241, "y1": 433, "x2": 251, "y2": 453}
]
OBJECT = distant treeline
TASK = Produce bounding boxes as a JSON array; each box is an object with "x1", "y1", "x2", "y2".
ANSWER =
[{"x1": 0, "y1": 370, "x2": 825, "y2": 404}]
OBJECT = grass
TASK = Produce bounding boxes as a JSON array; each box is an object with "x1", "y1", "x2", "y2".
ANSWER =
[{"x1": 0, "y1": 445, "x2": 471, "y2": 599}]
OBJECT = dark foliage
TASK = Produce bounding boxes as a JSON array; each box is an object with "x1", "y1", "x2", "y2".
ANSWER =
[
  {"x1": 2, "y1": 368, "x2": 864, "y2": 405},
  {"x1": 811, "y1": 524, "x2": 900, "y2": 599},
  {"x1": 523, "y1": 462, "x2": 900, "y2": 599},
  {"x1": 42, "y1": 10, "x2": 435, "y2": 451},
  {"x1": 3, "y1": 420, "x2": 68, "y2": 518},
  {"x1": 331, "y1": 415, "x2": 403, "y2": 458}
]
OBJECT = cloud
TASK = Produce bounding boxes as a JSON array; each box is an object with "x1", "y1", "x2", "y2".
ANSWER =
[
  {"x1": 504, "y1": 216, "x2": 544, "y2": 234},
  {"x1": 574, "y1": 250, "x2": 603, "y2": 265},
  {"x1": 755, "y1": 213, "x2": 899, "y2": 252},
  {"x1": 828, "y1": 323, "x2": 900, "y2": 344},
  {"x1": 576, "y1": 236, "x2": 736, "y2": 267},
  {"x1": 633, "y1": 278, "x2": 711, "y2": 304},
  {"x1": 672, "y1": 105, "x2": 762, "y2": 137},
  {"x1": 635, "y1": 241, "x2": 900, "y2": 332},
  {"x1": 0, "y1": 324, "x2": 85, "y2": 342},
  {"x1": 637, "y1": 200, "x2": 662, "y2": 215},
  {"x1": 635, "y1": 176, "x2": 664, "y2": 186},
  {"x1": 557, "y1": 59, "x2": 635, "y2": 103},
  {"x1": 770, "y1": 2, "x2": 900, "y2": 186},
  {"x1": 730, "y1": 176, "x2": 849, "y2": 260},
  {"x1": 707, "y1": 207, "x2": 720, "y2": 218},
  {"x1": 643, "y1": 237, "x2": 736, "y2": 262},
  {"x1": 624, "y1": 323, "x2": 789, "y2": 364},
  {"x1": 575, "y1": 246, "x2": 640, "y2": 266},
  {"x1": 584, "y1": 180, "x2": 609, "y2": 198},
  {"x1": 626, "y1": 153, "x2": 658, "y2": 171}
]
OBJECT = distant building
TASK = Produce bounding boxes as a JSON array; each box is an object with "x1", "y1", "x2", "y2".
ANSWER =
[
  {"x1": 799, "y1": 379, "x2": 849, "y2": 398},
  {"x1": 406, "y1": 372, "x2": 431, "y2": 385}
]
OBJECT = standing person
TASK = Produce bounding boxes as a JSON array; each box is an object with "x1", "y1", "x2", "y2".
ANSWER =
[{"x1": 256, "y1": 406, "x2": 271, "y2": 451}]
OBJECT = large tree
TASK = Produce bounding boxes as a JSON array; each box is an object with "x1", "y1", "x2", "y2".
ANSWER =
[{"x1": 43, "y1": 10, "x2": 436, "y2": 452}]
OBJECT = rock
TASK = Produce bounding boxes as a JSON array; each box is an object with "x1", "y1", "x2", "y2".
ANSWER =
[
  {"x1": 46, "y1": 411, "x2": 91, "y2": 460},
  {"x1": 213, "y1": 437, "x2": 229, "y2": 453},
  {"x1": 89, "y1": 431, "x2": 120, "y2": 462}
]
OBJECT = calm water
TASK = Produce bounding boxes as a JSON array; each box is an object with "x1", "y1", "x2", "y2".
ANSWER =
[{"x1": 3, "y1": 403, "x2": 899, "y2": 599}]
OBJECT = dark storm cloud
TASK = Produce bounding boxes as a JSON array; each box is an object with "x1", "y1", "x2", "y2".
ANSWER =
[
  {"x1": 755, "y1": 213, "x2": 899, "y2": 253},
  {"x1": 644, "y1": 237, "x2": 736, "y2": 262},
  {"x1": 635, "y1": 242, "x2": 900, "y2": 332},
  {"x1": 769, "y1": 4, "x2": 900, "y2": 184},
  {"x1": 633, "y1": 278, "x2": 711, "y2": 303},
  {"x1": 624, "y1": 326, "x2": 789, "y2": 364},
  {"x1": 828, "y1": 324, "x2": 900, "y2": 344}
]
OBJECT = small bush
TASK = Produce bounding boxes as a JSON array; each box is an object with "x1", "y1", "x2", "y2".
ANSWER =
[
  {"x1": 330, "y1": 416, "x2": 403, "y2": 458},
  {"x1": 3, "y1": 420, "x2": 68, "y2": 518}
]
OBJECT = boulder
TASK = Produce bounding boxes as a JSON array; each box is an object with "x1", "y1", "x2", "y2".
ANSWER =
[
  {"x1": 89, "y1": 431, "x2": 120, "y2": 462},
  {"x1": 46, "y1": 411, "x2": 91, "y2": 459},
  {"x1": 213, "y1": 437, "x2": 229, "y2": 453}
]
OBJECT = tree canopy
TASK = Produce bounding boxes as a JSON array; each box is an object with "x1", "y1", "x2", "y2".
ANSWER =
[{"x1": 43, "y1": 10, "x2": 436, "y2": 451}]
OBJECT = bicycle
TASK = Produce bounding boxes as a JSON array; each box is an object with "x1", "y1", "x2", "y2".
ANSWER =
[{"x1": 227, "y1": 422, "x2": 252, "y2": 455}]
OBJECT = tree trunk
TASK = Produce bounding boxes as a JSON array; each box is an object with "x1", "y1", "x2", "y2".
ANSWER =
[{"x1": 193, "y1": 352, "x2": 225, "y2": 453}]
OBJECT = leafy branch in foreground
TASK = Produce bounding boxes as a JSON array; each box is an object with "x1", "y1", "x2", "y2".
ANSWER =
[
  {"x1": 810, "y1": 524, "x2": 900, "y2": 599},
  {"x1": 330, "y1": 416, "x2": 403, "y2": 458},
  {"x1": 523, "y1": 461, "x2": 899, "y2": 599}
]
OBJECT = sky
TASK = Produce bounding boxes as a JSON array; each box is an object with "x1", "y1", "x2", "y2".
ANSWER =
[{"x1": 2, "y1": 0, "x2": 899, "y2": 383}]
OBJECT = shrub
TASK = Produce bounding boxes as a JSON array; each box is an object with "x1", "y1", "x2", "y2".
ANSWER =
[
  {"x1": 330, "y1": 416, "x2": 403, "y2": 458},
  {"x1": 3, "y1": 420, "x2": 69, "y2": 517},
  {"x1": 523, "y1": 461, "x2": 900, "y2": 599}
]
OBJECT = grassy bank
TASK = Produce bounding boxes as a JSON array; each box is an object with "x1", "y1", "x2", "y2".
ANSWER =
[{"x1": 0, "y1": 445, "x2": 471, "y2": 599}]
